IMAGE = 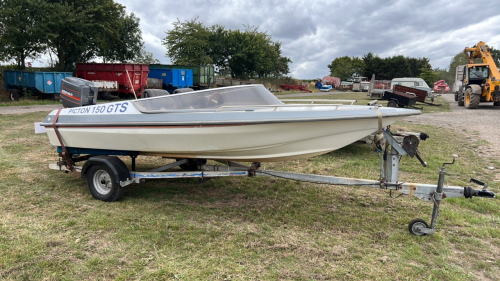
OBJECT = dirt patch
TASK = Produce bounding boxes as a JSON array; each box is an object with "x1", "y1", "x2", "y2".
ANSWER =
[{"x1": 0, "y1": 104, "x2": 61, "y2": 115}]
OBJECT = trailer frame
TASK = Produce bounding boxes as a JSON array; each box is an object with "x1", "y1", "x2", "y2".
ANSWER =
[{"x1": 49, "y1": 128, "x2": 495, "y2": 235}]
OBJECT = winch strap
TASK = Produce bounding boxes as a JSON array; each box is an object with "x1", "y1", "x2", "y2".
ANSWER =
[
  {"x1": 52, "y1": 109, "x2": 79, "y2": 177},
  {"x1": 374, "y1": 107, "x2": 383, "y2": 134},
  {"x1": 372, "y1": 108, "x2": 385, "y2": 147}
]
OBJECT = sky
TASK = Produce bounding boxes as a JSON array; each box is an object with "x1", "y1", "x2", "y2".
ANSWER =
[{"x1": 117, "y1": 0, "x2": 500, "y2": 79}]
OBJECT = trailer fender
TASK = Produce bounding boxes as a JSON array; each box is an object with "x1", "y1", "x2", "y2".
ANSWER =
[
  {"x1": 469, "y1": 84, "x2": 482, "y2": 95},
  {"x1": 81, "y1": 156, "x2": 130, "y2": 184}
]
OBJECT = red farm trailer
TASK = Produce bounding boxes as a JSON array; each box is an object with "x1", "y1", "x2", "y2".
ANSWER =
[
  {"x1": 75, "y1": 63, "x2": 149, "y2": 98},
  {"x1": 279, "y1": 84, "x2": 312, "y2": 92}
]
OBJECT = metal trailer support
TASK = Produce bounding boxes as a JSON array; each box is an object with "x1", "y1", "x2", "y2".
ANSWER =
[{"x1": 384, "y1": 145, "x2": 400, "y2": 183}]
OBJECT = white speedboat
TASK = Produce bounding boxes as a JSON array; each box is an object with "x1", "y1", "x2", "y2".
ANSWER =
[{"x1": 41, "y1": 84, "x2": 420, "y2": 162}]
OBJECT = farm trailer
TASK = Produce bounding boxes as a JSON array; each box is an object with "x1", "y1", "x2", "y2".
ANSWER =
[
  {"x1": 148, "y1": 68, "x2": 193, "y2": 93},
  {"x1": 4, "y1": 71, "x2": 72, "y2": 101},
  {"x1": 149, "y1": 64, "x2": 214, "y2": 90},
  {"x1": 380, "y1": 85, "x2": 441, "y2": 108},
  {"x1": 76, "y1": 63, "x2": 149, "y2": 99}
]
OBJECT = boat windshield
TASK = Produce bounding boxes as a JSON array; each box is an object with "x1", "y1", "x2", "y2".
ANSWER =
[{"x1": 132, "y1": 85, "x2": 283, "y2": 113}]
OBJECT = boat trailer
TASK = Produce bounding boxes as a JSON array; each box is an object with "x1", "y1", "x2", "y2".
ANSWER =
[{"x1": 49, "y1": 128, "x2": 495, "y2": 236}]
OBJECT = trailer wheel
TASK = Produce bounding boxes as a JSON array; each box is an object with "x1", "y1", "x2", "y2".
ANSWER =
[
  {"x1": 387, "y1": 100, "x2": 397, "y2": 107},
  {"x1": 87, "y1": 164, "x2": 126, "y2": 202},
  {"x1": 408, "y1": 218, "x2": 429, "y2": 236},
  {"x1": 10, "y1": 90, "x2": 20, "y2": 101},
  {"x1": 464, "y1": 88, "x2": 480, "y2": 109}
]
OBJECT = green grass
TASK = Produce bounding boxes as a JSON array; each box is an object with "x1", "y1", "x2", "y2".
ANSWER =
[{"x1": 0, "y1": 99, "x2": 498, "y2": 280}]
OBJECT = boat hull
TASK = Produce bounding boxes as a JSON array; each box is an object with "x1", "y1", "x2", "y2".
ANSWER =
[
  {"x1": 41, "y1": 84, "x2": 421, "y2": 162},
  {"x1": 45, "y1": 115, "x2": 403, "y2": 162}
]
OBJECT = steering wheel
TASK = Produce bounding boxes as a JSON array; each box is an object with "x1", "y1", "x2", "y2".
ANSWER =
[{"x1": 206, "y1": 93, "x2": 224, "y2": 108}]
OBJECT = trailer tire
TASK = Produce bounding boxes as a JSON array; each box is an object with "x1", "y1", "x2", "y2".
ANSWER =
[
  {"x1": 387, "y1": 100, "x2": 397, "y2": 108},
  {"x1": 172, "y1": 88, "x2": 194, "y2": 94},
  {"x1": 408, "y1": 218, "x2": 429, "y2": 236},
  {"x1": 10, "y1": 90, "x2": 21, "y2": 101},
  {"x1": 464, "y1": 88, "x2": 480, "y2": 109},
  {"x1": 457, "y1": 92, "x2": 464, "y2": 106},
  {"x1": 87, "y1": 164, "x2": 126, "y2": 202},
  {"x1": 98, "y1": 91, "x2": 118, "y2": 100}
]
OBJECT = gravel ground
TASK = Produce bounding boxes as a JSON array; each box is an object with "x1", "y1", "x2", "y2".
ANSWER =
[{"x1": 405, "y1": 93, "x2": 500, "y2": 158}]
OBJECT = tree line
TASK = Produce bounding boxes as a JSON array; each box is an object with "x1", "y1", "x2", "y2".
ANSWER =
[
  {"x1": 0, "y1": 0, "x2": 156, "y2": 71},
  {"x1": 329, "y1": 46, "x2": 500, "y2": 87},
  {"x1": 162, "y1": 18, "x2": 292, "y2": 79},
  {"x1": 328, "y1": 54, "x2": 432, "y2": 81}
]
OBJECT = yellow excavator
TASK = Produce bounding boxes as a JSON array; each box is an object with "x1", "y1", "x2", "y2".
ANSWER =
[{"x1": 455, "y1": 41, "x2": 500, "y2": 109}]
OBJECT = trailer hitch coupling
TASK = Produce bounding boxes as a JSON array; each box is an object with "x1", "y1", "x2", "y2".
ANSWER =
[{"x1": 464, "y1": 178, "x2": 495, "y2": 198}]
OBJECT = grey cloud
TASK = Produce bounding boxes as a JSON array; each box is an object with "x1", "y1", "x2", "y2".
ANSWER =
[{"x1": 117, "y1": 0, "x2": 500, "y2": 79}]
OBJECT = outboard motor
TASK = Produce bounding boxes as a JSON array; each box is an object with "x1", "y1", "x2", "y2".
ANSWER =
[{"x1": 60, "y1": 77, "x2": 98, "y2": 108}]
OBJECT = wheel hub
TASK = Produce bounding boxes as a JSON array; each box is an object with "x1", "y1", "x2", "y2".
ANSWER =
[
  {"x1": 93, "y1": 170, "x2": 112, "y2": 195},
  {"x1": 411, "y1": 222, "x2": 425, "y2": 235}
]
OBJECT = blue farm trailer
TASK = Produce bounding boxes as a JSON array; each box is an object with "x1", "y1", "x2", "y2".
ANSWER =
[
  {"x1": 149, "y1": 64, "x2": 214, "y2": 90},
  {"x1": 4, "y1": 70, "x2": 72, "y2": 101},
  {"x1": 148, "y1": 68, "x2": 193, "y2": 93}
]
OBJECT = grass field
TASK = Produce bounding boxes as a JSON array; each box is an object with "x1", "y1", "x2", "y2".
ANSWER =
[{"x1": 0, "y1": 93, "x2": 499, "y2": 280}]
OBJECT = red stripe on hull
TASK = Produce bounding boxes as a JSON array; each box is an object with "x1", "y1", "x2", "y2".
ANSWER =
[{"x1": 54, "y1": 124, "x2": 251, "y2": 129}]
